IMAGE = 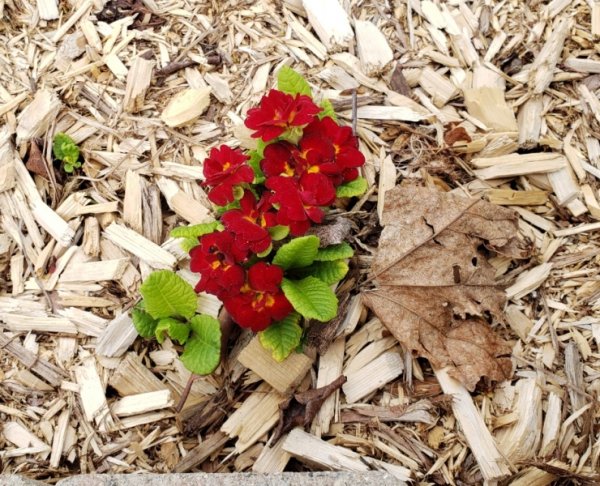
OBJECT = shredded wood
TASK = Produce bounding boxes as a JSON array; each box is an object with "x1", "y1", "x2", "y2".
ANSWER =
[{"x1": 1, "y1": 0, "x2": 600, "y2": 484}]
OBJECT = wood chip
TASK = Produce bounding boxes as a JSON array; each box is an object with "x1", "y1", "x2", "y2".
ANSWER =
[
  {"x1": 112, "y1": 390, "x2": 174, "y2": 417},
  {"x1": 103, "y1": 222, "x2": 177, "y2": 269},
  {"x1": 123, "y1": 55, "x2": 155, "y2": 113},
  {"x1": 302, "y1": 0, "x2": 353, "y2": 52},
  {"x1": 237, "y1": 336, "x2": 313, "y2": 394},
  {"x1": 0, "y1": 332, "x2": 66, "y2": 387},
  {"x1": 160, "y1": 88, "x2": 211, "y2": 127},
  {"x1": 436, "y1": 368, "x2": 510, "y2": 481},
  {"x1": 75, "y1": 356, "x2": 114, "y2": 432},
  {"x1": 221, "y1": 383, "x2": 283, "y2": 453},
  {"x1": 342, "y1": 350, "x2": 404, "y2": 404},
  {"x1": 355, "y1": 20, "x2": 393, "y2": 76},
  {"x1": 15, "y1": 90, "x2": 61, "y2": 143},
  {"x1": 282, "y1": 428, "x2": 411, "y2": 482}
]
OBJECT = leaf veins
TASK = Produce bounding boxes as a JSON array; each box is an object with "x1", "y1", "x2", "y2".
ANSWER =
[{"x1": 363, "y1": 184, "x2": 529, "y2": 391}]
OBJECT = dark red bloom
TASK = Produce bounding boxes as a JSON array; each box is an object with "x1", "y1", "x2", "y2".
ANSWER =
[
  {"x1": 266, "y1": 176, "x2": 328, "y2": 236},
  {"x1": 301, "y1": 117, "x2": 365, "y2": 183},
  {"x1": 221, "y1": 191, "x2": 277, "y2": 254},
  {"x1": 293, "y1": 133, "x2": 336, "y2": 174},
  {"x1": 298, "y1": 172, "x2": 336, "y2": 207},
  {"x1": 189, "y1": 231, "x2": 246, "y2": 298},
  {"x1": 245, "y1": 89, "x2": 321, "y2": 142},
  {"x1": 261, "y1": 142, "x2": 298, "y2": 178},
  {"x1": 202, "y1": 145, "x2": 254, "y2": 206},
  {"x1": 224, "y1": 262, "x2": 293, "y2": 332}
]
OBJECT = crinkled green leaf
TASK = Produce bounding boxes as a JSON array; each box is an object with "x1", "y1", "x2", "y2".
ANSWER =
[
  {"x1": 131, "y1": 304, "x2": 158, "y2": 338},
  {"x1": 272, "y1": 236, "x2": 320, "y2": 270},
  {"x1": 180, "y1": 237, "x2": 201, "y2": 253},
  {"x1": 155, "y1": 317, "x2": 190, "y2": 344},
  {"x1": 315, "y1": 243, "x2": 354, "y2": 261},
  {"x1": 268, "y1": 225, "x2": 290, "y2": 241},
  {"x1": 293, "y1": 260, "x2": 349, "y2": 285},
  {"x1": 215, "y1": 199, "x2": 241, "y2": 216},
  {"x1": 257, "y1": 244, "x2": 273, "y2": 258},
  {"x1": 279, "y1": 126, "x2": 303, "y2": 145},
  {"x1": 140, "y1": 271, "x2": 197, "y2": 319},
  {"x1": 180, "y1": 315, "x2": 222, "y2": 375},
  {"x1": 336, "y1": 176, "x2": 368, "y2": 198},
  {"x1": 277, "y1": 66, "x2": 312, "y2": 96},
  {"x1": 248, "y1": 139, "x2": 267, "y2": 184},
  {"x1": 233, "y1": 185, "x2": 245, "y2": 200},
  {"x1": 53, "y1": 133, "x2": 81, "y2": 171},
  {"x1": 259, "y1": 312, "x2": 302, "y2": 362},
  {"x1": 282, "y1": 277, "x2": 338, "y2": 322},
  {"x1": 248, "y1": 151, "x2": 265, "y2": 184},
  {"x1": 170, "y1": 222, "x2": 220, "y2": 239},
  {"x1": 319, "y1": 98, "x2": 337, "y2": 121},
  {"x1": 63, "y1": 161, "x2": 80, "y2": 173}
]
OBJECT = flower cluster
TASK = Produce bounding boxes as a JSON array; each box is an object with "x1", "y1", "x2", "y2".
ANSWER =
[{"x1": 190, "y1": 82, "x2": 365, "y2": 333}]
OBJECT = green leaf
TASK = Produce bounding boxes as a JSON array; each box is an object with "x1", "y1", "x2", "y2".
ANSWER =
[
  {"x1": 140, "y1": 271, "x2": 198, "y2": 319},
  {"x1": 53, "y1": 133, "x2": 81, "y2": 170},
  {"x1": 131, "y1": 304, "x2": 158, "y2": 338},
  {"x1": 259, "y1": 312, "x2": 303, "y2": 362},
  {"x1": 268, "y1": 225, "x2": 290, "y2": 241},
  {"x1": 170, "y1": 222, "x2": 220, "y2": 239},
  {"x1": 272, "y1": 236, "x2": 320, "y2": 270},
  {"x1": 155, "y1": 317, "x2": 190, "y2": 344},
  {"x1": 294, "y1": 260, "x2": 349, "y2": 285},
  {"x1": 282, "y1": 277, "x2": 338, "y2": 322},
  {"x1": 336, "y1": 177, "x2": 368, "y2": 198},
  {"x1": 248, "y1": 139, "x2": 267, "y2": 184},
  {"x1": 315, "y1": 243, "x2": 354, "y2": 261},
  {"x1": 319, "y1": 98, "x2": 337, "y2": 121},
  {"x1": 279, "y1": 126, "x2": 303, "y2": 145},
  {"x1": 277, "y1": 66, "x2": 312, "y2": 96},
  {"x1": 257, "y1": 244, "x2": 273, "y2": 258},
  {"x1": 180, "y1": 315, "x2": 222, "y2": 375},
  {"x1": 180, "y1": 237, "x2": 201, "y2": 253},
  {"x1": 215, "y1": 199, "x2": 241, "y2": 216},
  {"x1": 248, "y1": 151, "x2": 265, "y2": 184}
]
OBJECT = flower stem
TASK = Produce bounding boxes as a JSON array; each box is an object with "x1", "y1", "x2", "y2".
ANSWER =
[{"x1": 175, "y1": 372, "x2": 197, "y2": 414}]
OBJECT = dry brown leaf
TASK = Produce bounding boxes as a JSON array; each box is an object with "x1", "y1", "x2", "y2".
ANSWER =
[
  {"x1": 25, "y1": 140, "x2": 50, "y2": 180},
  {"x1": 443, "y1": 122, "x2": 472, "y2": 146},
  {"x1": 271, "y1": 375, "x2": 346, "y2": 443},
  {"x1": 363, "y1": 185, "x2": 529, "y2": 391},
  {"x1": 389, "y1": 64, "x2": 412, "y2": 97},
  {"x1": 305, "y1": 217, "x2": 353, "y2": 246}
]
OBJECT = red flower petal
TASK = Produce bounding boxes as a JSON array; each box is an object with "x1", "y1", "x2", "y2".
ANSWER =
[
  {"x1": 202, "y1": 145, "x2": 253, "y2": 206},
  {"x1": 222, "y1": 211, "x2": 272, "y2": 253},
  {"x1": 224, "y1": 293, "x2": 272, "y2": 332},
  {"x1": 305, "y1": 206, "x2": 325, "y2": 224},
  {"x1": 299, "y1": 172, "x2": 336, "y2": 206},
  {"x1": 223, "y1": 261, "x2": 292, "y2": 331},
  {"x1": 288, "y1": 219, "x2": 311, "y2": 236},
  {"x1": 299, "y1": 117, "x2": 365, "y2": 186},
  {"x1": 189, "y1": 230, "x2": 248, "y2": 298},
  {"x1": 244, "y1": 89, "x2": 320, "y2": 142},
  {"x1": 342, "y1": 167, "x2": 359, "y2": 182},
  {"x1": 261, "y1": 142, "x2": 297, "y2": 178},
  {"x1": 194, "y1": 263, "x2": 245, "y2": 298},
  {"x1": 295, "y1": 133, "x2": 335, "y2": 168},
  {"x1": 221, "y1": 191, "x2": 275, "y2": 254},
  {"x1": 267, "y1": 176, "x2": 307, "y2": 221},
  {"x1": 270, "y1": 293, "x2": 293, "y2": 321},
  {"x1": 248, "y1": 262, "x2": 283, "y2": 293}
]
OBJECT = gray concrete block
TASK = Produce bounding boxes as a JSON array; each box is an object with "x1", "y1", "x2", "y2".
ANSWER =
[{"x1": 1, "y1": 472, "x2": 402, "y2": 486}]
